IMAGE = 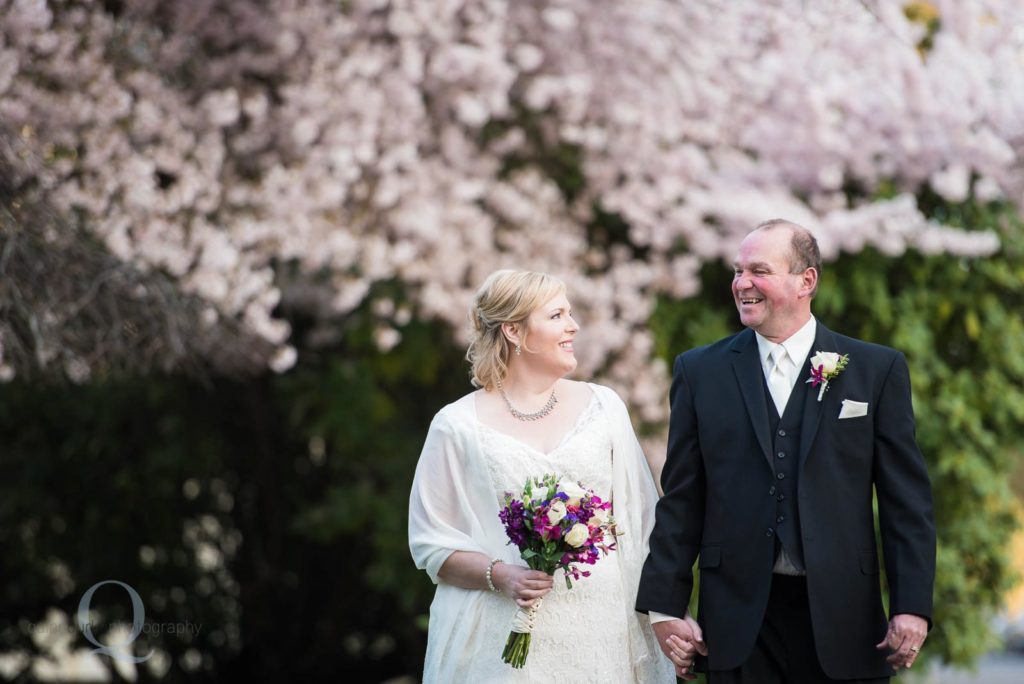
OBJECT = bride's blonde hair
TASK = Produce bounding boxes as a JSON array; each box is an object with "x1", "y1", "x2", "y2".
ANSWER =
[{"x1": 467, "y1": 269, "x2": 566, "y2": 390}]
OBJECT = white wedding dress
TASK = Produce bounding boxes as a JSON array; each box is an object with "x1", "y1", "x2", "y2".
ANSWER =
[
  {"x1": 408, "y1": 385, "x2": 674, "y2": 684},
  {"x1": 468, "y1": 395, "x2": 633, "y2": 682}
]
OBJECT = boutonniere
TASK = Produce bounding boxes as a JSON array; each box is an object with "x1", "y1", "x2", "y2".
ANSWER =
[{"x1": 806, "y1": 351, "x2": 850, "y2": 401}]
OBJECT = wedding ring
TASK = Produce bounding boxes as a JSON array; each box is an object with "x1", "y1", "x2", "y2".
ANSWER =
[{"x1": 910, "y1": 646, "x2": 920, "y2": 652}]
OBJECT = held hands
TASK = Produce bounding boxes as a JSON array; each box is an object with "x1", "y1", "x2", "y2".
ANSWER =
[
  {"x1": 651, "y1": 614, "x2": 707, "y2": 681},
  {"x1": 492, "y1": 563, "x2": 554, "y2": 608},
  {"x1": 875, "y1": 613, "x2": 928, "y2": 670}
]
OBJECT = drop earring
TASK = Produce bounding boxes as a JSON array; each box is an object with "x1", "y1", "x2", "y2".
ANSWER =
[{"x1": 515, "y1": 344, "x2": 521, "y2": 356}]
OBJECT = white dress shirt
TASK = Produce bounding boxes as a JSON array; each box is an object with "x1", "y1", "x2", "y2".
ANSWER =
[{"x1": 755, "y1": 315, "x2": 816, "y2": 418}]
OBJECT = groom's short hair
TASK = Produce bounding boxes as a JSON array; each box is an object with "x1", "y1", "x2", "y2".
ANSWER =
[{"x1": 754, "y1": 219, "x2": 821, "y2": 298}]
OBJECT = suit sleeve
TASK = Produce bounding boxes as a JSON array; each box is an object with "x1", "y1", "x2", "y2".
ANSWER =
[
  {"x1": 873, "y1": 352, "x2": 936, "y2": 624},
  {"x1": 635, "y1": 354, "x2": 706, "y2": 617}
]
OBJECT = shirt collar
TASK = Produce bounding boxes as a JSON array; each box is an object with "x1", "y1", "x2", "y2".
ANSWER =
[{"x1": 755, "y1": 315, "x2": 817, "y2": 369}]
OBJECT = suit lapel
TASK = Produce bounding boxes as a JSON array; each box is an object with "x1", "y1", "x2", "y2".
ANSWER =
[
  {"x1": 798, "y1": 322, "x2": 840, "y2": 469},
  {"x1": 730, "y1": 329, "x2": 773, "y2": 470}
]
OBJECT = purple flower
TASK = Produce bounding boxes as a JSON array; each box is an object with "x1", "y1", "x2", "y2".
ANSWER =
[{"x1": 499, "y1": 499, "x2": 529, "y2": 549}]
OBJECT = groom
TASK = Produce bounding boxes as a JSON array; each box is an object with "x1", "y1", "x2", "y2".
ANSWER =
[{"x1": 636, "y1": 220, "x2": 936, "y2": 682}]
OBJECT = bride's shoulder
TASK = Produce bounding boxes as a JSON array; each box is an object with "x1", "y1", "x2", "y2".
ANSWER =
[
  {"x1": 567, "y1": 380, "x2": 625, "y2": 410},
  {"x1": 431, "y1": 391, "x2": 479, "y2": 427},
  {"x1": 559, "y1": 378, "x2": 599, "y2": 398}
]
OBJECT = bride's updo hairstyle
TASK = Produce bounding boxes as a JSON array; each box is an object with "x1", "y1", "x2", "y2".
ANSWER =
[{"x1": 467, "y1": 269, "x2": 566, "y2": 390}]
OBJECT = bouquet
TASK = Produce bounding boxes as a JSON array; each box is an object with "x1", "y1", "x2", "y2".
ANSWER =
[{"x1": 497, "y1": 473, "x2": 618, "y2": 668}]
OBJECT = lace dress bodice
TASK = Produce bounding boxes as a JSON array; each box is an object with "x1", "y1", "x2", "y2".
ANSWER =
[
  {"x1": 464, "y1": 394, "x2": 634, "y2": 683},
  {"x1": 483, "y1": 395, "x2": 613, "y2": 506}
]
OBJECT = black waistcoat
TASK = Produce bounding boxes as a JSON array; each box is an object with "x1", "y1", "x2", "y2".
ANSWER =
[{"x1": 763, "y1": 371, "x2": 808, "y2": 571}]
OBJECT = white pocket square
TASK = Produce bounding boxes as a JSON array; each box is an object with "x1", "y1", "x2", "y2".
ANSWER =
[{"x1": 838, "y1": 399, "x2": 868, "y2": 419}]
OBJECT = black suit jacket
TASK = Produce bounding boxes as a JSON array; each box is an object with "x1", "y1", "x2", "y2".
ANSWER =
[{"x1": 636, "y1": 322, "x2": 936, "y2": 679}]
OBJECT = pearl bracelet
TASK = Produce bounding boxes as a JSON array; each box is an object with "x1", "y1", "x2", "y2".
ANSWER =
[{"x1": 486, "y1": 558, "x2": 503, "y2": 592}]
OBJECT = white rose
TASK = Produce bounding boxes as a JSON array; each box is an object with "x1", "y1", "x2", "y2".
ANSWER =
[
  {"x1": 587, "y1": 508, "x2": 609, "y2": 527},
  {"x1": 809, "y1": 351, "x2": 841, "y2": 374},
  {"x1": 547, "y1": 500, "x2": 567, "y2": 524},
  {"x1": 564, "y1": 523, "x2": 589, "y2": 548},
  {"x1": 558, "y1": 480, "x2": 587, "y2": 506}
]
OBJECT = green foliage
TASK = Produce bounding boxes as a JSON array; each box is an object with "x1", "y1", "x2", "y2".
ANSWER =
[
  {"x1": 653, "y1": 197, "x2": 1024, "y2": 666},
  {"x1": 0, "y1": 291, "x2": 468, "y2": 681},
  {"x1": 281, "y1": 303, "x2": 468, "y2": 614},
  {"x1": 0, "y1": 378, "x2": 240, "y2": 683},
  {"x1": 903, "y1": 1, "x2": 942, "y2": 55},
  {"x1": 259, "y1": 296, "x2": 470, "y2": 676}
]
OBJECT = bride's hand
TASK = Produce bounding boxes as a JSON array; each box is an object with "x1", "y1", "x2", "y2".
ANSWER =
[{"x1": 492, "y1": 564, "x2": 553, "y2": 607}]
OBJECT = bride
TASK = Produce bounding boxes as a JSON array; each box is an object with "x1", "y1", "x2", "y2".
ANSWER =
[{"x1": 408, "y1": 269, "x2": 690, "y2": 682}]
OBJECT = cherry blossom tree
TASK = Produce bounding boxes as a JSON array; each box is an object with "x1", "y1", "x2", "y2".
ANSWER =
[{"x1": 2, "y1": 0, "x2": 1020, "y2": 423}]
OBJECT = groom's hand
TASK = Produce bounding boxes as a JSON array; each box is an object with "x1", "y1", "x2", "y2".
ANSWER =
[
  {"x1": 875, "y1": 613, "x2": 928, "y2": 671},
  {"x1": 652, "y1": 616, "x2": 707, "y2": 680}
]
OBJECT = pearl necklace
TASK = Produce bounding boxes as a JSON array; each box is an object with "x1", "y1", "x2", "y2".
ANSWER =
[{"x1": 497, "y1": 382, "x2": 558, "y2": 421}]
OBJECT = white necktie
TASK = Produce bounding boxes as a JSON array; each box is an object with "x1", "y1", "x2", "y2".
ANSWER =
[{"x1": 767, "y1": 346, "x2": 792, "y2": 416}]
